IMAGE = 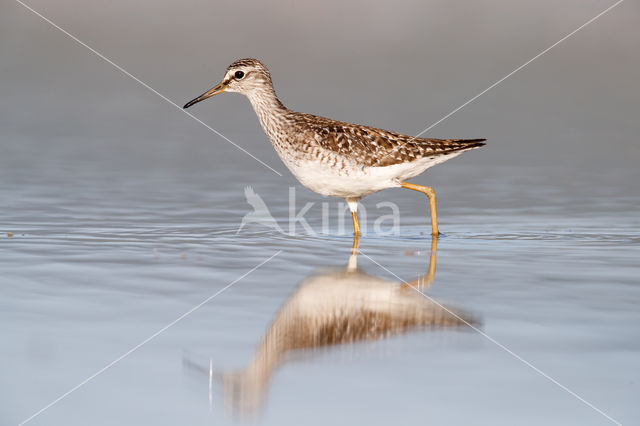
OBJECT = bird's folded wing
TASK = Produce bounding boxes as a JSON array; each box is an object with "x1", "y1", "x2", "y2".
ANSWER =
[{"x1": 304, "y1": 117, "x2": 485, "y2": 167}]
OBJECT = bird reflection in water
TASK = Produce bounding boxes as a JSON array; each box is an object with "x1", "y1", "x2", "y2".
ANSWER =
[{"x1": 184, "y1": 237, "x2": 476, "y2": 418}]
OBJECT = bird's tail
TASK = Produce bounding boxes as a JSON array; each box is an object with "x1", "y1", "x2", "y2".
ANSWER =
[
  {"x1": 417, "y1": 137, "x2": 486, "y2": 155},
  {"x1": 454, "y1": 138, "x2": 486, "y2": 144},
  {"x1": 445, "y1": 138, "x2": 486, "y2": 149}
]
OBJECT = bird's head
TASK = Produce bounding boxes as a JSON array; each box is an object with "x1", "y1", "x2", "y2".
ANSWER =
[{"x1": 184, "y1": 58, "x2": 273, "y2": 109}]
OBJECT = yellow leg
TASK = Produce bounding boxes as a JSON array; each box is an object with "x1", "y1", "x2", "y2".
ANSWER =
[
  {"x1": 401, "y1": 182, "x2": 440, "y2": 236},
  {"x1": 351, "y1": 235, "x2": 360, "y2": 255},
  {"x1": 401, "y1": 237, "x2": 438, "y2": 291},
  {"x1": 425, "y1": 236, "x2": 437, "y2": 286},
  {"x1": 351, "y1": 211, "x2": 361, "y2": 237}
]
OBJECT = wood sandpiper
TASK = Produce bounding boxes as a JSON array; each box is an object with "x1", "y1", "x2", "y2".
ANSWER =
[{"x1": 184, "y1": 58, "x2": 485, "y2": 237}]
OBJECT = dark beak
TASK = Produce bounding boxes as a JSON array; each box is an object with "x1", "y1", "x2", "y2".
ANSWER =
[{"x1": 183, "y1": 82, "x2": 227, "y2": 109}]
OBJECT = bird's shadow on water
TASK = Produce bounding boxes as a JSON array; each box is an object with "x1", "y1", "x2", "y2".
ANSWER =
[{"x1": 182, "y1": 236, "x2": 479, "y2": 420}]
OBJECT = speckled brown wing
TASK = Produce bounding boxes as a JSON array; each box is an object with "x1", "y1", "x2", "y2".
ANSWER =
[{"x1": 300, "y1": 114, "x2": 486, "y2": 167}]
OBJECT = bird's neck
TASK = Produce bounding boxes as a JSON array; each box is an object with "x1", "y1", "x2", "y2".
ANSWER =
[{"x1": 246, "y1": 87, "x2": 289, "y2": 139}]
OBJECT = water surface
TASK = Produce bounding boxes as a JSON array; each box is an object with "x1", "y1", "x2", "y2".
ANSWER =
[{"x1": 1, "y1": 151, "x2": 639, "y2": 425}]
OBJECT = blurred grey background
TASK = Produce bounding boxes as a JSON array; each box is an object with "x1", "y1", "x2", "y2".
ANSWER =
[{"x1": 1, "y1": 0, "x2": 639, "y2": 175}]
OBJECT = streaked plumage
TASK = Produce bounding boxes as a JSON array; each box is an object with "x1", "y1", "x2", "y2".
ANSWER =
[{"x1": 184, "y1": 58, "x2": 485, "y2": 235}]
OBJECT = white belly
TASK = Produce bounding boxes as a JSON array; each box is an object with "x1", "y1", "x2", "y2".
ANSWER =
[{"x1": 283, "y1": 153, "x2": 464, "y2": 198}]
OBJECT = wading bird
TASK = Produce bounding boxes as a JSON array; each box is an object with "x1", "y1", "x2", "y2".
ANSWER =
[{"x1": 184, "y1": 58, "x2": 485, "y2": 236}]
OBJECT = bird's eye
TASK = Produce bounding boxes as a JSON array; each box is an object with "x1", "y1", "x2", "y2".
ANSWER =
[{"x1": 234, "y1": 70, "x2": 245, "y2": 79}]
